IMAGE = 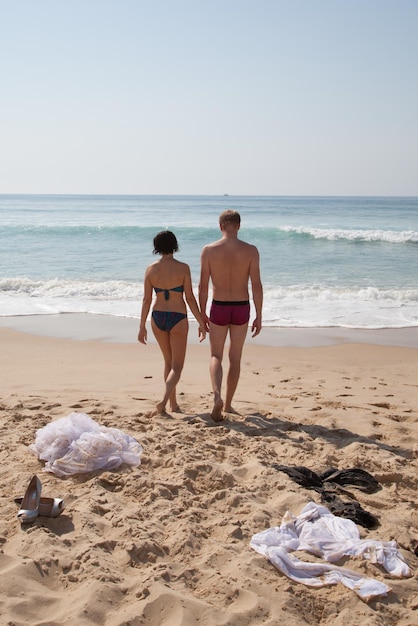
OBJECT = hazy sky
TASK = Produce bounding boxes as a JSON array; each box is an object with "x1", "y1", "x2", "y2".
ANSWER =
[{"x1": 1, "y1": 0, "x2": 417, "y2": 195}]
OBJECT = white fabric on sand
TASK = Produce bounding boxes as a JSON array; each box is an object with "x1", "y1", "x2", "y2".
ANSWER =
[
  {"x1": 250, "y1": 501, "x2": 410, "y2": 601},
  {"x1": 30, "y1": 412, "x2": 143, "y2": 477}
]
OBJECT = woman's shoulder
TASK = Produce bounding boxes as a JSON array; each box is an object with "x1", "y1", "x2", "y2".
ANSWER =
[
  {"x1": 145, "y1": 260, "x2": 160, "y2": 274},
  {"x1": 174, "y1": 259, "x2": 191, "y2": 272}
]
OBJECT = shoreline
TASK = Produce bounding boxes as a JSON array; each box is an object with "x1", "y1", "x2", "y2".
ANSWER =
[{"x1": 0, "y1": 312, "x2": 417, "y2": 348}]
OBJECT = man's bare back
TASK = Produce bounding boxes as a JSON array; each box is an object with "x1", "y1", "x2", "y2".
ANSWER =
[
  {"x1": 199, "y1": 210, "x2": 263, "y2": 422},
  {"x1": 201, "y1": 237, "x2": 259, "y2": 302}
]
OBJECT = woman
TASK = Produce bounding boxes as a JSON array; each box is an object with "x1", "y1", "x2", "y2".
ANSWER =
[{"x1": 138, "y1": 230, "x2": 206, "y2": 415}]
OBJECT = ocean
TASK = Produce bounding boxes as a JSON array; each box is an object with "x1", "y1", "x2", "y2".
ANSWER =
[{"x1": 0, "y1": 194, "x2": 417, "y2": 329}]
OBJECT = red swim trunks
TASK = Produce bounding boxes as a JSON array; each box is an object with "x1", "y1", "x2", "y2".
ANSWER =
[{"x1": 210, "y1": 300, "x2": 250, "y2": 326}]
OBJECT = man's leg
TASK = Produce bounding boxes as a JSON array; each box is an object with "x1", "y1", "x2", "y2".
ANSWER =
[
  {"x1": 208, "y1": 322, "x2": 229, "y2": 421},
  {"x1": 224, "y1": 323, "x2": 248, "y2": 412}
]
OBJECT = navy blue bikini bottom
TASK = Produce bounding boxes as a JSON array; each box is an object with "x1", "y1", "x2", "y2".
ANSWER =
[{"x1": 152, "y1": 311, "x2": 187, "y2": 332}]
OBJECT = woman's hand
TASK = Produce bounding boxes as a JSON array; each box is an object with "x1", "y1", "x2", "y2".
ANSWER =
[
  {"x1": 138, "y1": 327, "x2": 147, "y2": 344},
  {"x1": 198, "y1": 324, "x2": 207, "y2": 342},
  {"x1": 203, "y1": 313, "x2": 211, "y2": 333}
]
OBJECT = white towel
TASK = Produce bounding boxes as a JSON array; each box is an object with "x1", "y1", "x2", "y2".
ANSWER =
[{"x1": 250, "y1": 501, "x2": 410, "y2": 601}]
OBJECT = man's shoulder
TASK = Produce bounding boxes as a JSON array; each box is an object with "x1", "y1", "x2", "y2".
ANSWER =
[
  {"x1": 238, "y1": 238, "x2": 256, "y2": 248},
  {"x1": 202, "y1": 239, "x2": 223, "y2": 252},
  {"x1": 203, "y1": 238, "x2": 258, "y2": 253},
  {"x1": 237, "y1": 239, "x2": 259, "y2": 255}
]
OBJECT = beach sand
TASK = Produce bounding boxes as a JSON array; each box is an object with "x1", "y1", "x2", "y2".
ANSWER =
[{"x1": 1, "y1": 321, "x2": 417, "y2": 625}]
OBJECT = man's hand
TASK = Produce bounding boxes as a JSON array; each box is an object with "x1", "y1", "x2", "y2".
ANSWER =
[{"x1": 251, "y1": 317, "x2": 262, "y2": 337}]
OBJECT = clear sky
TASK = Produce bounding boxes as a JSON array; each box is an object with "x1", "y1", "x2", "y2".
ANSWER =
[{"x1": 1, "y1": 0, "x2": 417, "y2": 196}]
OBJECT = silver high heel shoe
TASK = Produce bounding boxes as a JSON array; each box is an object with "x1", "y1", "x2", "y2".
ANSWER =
[
  {"x1": 15, "y1": 496, "x2": 65, "y2": 518},
  {"x1": 17, "y1": 475, "x2": 42, "y2": 522}
]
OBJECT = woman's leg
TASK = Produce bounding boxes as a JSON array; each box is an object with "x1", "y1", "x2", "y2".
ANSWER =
[
  {"x1": 151, "y1": 319, "x2": 172, "y2": 413},
  {"x1": 151, "y1": 318, "x2": 188, "y2": 413},
  {"x1": 166, "y1": 318, "x2": 188, "y2": 411}
]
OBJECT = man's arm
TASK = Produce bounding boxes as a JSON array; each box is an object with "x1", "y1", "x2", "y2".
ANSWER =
[
  {"x1": 183, "y1": 265, "x2": 207, "y2": 342},
  {"x1": 249, "y1": 247, "x2": 263, "y2": 337},
  {"x1": 199, "y1": 247, "x2": 211, "y2": 331}
]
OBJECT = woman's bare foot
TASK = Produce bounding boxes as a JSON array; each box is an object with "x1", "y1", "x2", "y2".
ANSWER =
[
  {"x1": 150, "y1": 401, "x2": 167, "y2": 417},
  {"x1": 170, "y1": 404, "x2": 182, "y2": 413},
  {"x1": 211, "y1": 398, "x2": 224, "y2": 422}
]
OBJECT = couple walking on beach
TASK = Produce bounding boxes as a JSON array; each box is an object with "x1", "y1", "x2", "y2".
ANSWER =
[{"x1": 138, "y1": 210, "x2": 263, "y2": 422}]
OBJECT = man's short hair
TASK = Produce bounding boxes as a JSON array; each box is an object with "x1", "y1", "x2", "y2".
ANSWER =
[{"x1": 219, "y1": 210, "x2": 241, "y2": 227}]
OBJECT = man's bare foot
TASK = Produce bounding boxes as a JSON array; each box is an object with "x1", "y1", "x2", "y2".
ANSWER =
[
  {"x1": 211, "y1": 398, "x2": 224, "y2": 422},
  {"x1": 224, "y1": 405, "x2": 240, "y2": 415},
  {"x1": 170, "y1": 404, "x2": 182, "y2": 413}
]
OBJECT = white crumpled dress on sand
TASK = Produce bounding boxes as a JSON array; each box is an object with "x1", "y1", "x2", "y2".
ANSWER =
[
  {"x1": 250, "y1": 501, "x2": 410, "y2": 601},
  {"x1": 29, "y1": 412, "x2": 143, "y2": 477}
]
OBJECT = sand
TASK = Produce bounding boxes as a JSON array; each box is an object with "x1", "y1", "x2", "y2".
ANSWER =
[{"x1": 1, "y1": 321, "x2": 417, "y2": 625}]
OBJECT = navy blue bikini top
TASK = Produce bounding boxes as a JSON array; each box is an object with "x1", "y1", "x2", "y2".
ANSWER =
[{"x1": 154, "y1": 285, "x2": 184, "y2": 301}]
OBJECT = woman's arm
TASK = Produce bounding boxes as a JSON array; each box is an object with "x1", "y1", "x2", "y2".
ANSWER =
[
  {"x1": 138, "y1": 268, "x2": 153, "y2": 344},
  {"x1": 184, "y1": 266, "x2": 206, "y2": 342}
]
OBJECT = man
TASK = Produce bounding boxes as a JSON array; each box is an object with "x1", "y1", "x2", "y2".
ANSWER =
[{"x1": 199, "y1": 209, "x2": 263, "y2": 422}]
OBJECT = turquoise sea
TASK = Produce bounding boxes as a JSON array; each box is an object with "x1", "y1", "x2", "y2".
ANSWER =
[{"x1": 0, "y1": 194, "x2": 417, "y2": 329}]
